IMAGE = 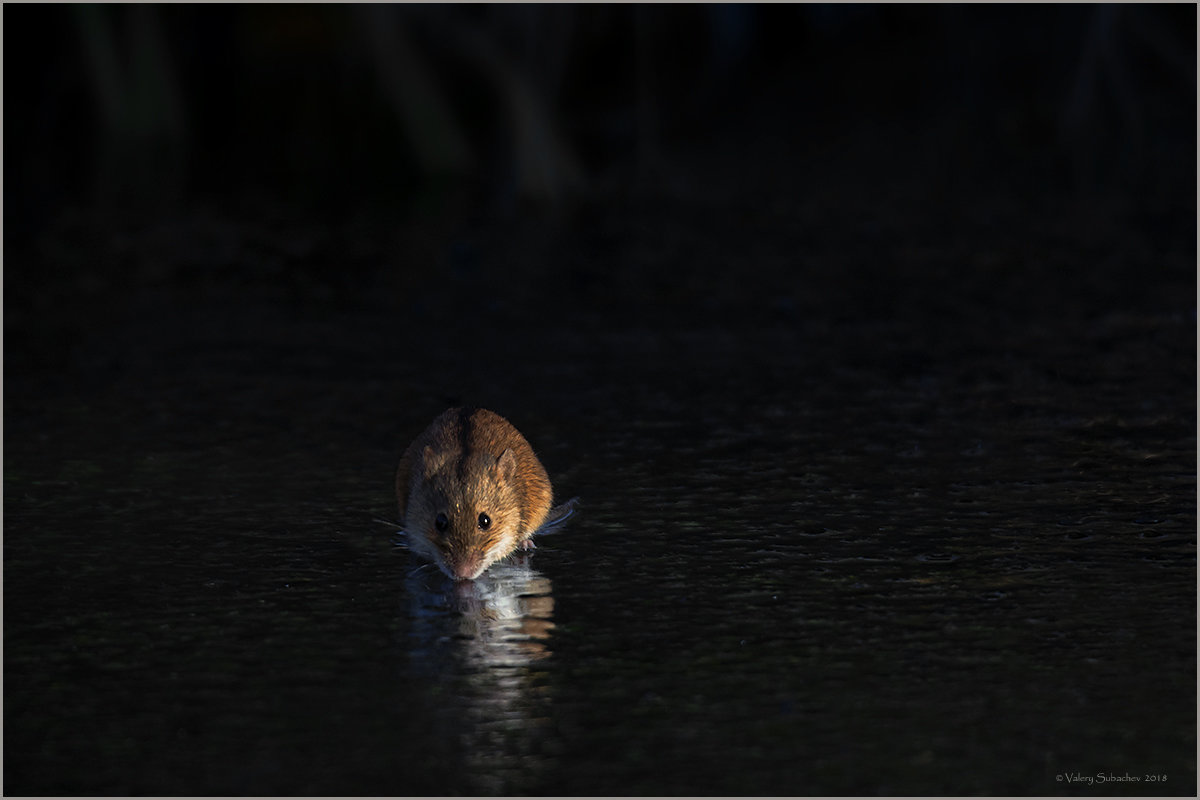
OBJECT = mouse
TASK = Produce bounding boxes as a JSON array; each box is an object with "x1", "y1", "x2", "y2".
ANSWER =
[{"x1": 396, "y1": 407, "x2": 576, "y2": 580}]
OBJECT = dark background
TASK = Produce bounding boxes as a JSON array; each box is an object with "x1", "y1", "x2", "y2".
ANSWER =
[
  {"x1": 5, "y1": 4, "x2": 1195, "y2": 346},
  {"x1": 4, "y1": 4, "x2": 1197, "y2": 796}
]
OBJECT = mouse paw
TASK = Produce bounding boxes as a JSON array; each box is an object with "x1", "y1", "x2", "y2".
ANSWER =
[{"x1": 517, "y1": 538, "x2": 537, "y2": 551}]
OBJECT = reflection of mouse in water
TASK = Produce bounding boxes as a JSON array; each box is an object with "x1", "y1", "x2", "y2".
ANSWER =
[{"x1": 396, "y1": 407, "x2": 577, "y2": 581}]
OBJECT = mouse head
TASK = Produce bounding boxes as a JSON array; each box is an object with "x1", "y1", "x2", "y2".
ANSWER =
[{"x1": 406, "y1": 446, "x2": 523, "y2": 581}]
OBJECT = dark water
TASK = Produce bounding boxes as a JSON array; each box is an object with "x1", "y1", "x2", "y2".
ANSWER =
[{"x1": 5, "y1": 185, "x2": 1195, "y2": 795}]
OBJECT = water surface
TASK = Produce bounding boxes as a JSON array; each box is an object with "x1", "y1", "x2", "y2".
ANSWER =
[{"x1": 6, "y1": 208, "x2": 1194, "y2": 794}]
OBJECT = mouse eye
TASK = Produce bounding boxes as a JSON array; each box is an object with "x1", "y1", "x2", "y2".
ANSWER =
[
  {"x1": 478, "y1": 512, "x2": 491, "y2": 530},
  {"x1": 435, "y1": 512, "x2": 449, "y2": 532}
]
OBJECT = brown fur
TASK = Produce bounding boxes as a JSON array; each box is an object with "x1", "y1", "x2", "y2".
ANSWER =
[{"x1": 396, "y1": 407, "x2": 554, "y2": 580}]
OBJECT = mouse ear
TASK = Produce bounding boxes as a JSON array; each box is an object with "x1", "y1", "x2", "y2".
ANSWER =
[
  {"x1": 423, "y1": 445, "x2": 450, "y2": 479},
  {"x1": 494, "y1": 448, "x2": 517, "y2": 483}
]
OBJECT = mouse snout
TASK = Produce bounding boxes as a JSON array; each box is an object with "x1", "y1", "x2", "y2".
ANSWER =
[{"x1": 448, "y1": 552, "x2": 484, "y2": 581}]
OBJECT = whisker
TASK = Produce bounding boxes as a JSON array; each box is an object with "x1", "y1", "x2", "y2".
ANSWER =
[{"x1": 406, "y1": 563, "x2": 440, "y2": 584}]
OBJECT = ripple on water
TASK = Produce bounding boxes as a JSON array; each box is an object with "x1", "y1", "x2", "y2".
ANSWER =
[{"x1": 914, "y1": 552, "x2": 960, "y2": 564}]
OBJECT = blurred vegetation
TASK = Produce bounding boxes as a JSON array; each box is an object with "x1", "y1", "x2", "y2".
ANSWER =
[{"x1": 6, "y1": 4, "x2": 1194, "y2": 232}]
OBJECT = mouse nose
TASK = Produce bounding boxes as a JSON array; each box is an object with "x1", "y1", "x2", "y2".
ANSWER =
[{"x1": 450, "y1": 553, "x2": 483, "y2": 581}]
